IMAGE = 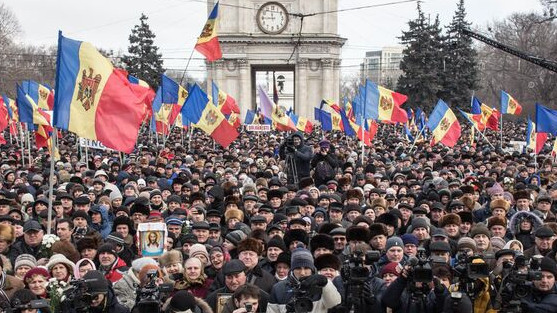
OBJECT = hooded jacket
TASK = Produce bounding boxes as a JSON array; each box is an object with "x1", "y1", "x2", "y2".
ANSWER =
[{"x1": 279, "y1": 132, "x2": 313, "y2": 181}]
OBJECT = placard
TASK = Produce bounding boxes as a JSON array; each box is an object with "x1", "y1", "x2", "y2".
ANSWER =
[
  {"x1": 137, "y1": 222, "x2": 167, "y2": 257},
  {"x1": 246, "y1": 124, "x2": 272, "y2": 132},
  {"x1": 79, "y1": 138, "x2": 109, "y2": 150}
]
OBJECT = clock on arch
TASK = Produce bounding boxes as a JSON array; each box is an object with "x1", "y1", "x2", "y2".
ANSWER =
[{"x1": 256, "y1": 2, "x2": 289, "y2": 34}]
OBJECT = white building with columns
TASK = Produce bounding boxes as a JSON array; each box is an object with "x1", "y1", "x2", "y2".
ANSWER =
[{"x1": 205, "y1": 0, "x2": 346, "y2": 120}]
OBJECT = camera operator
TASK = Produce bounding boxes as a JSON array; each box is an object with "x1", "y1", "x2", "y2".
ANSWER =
[
  {"x1": 9, "y1": 289, "x2": 50, "y2": 313},
  {"x1": 267, "y1": 246, "x2": 341, "y2": 313},
  {"x1": 221, "y1": 284, "x2": 262, "y2": 313},
  {"x1": 162, "y1": 290, "x2": 212, "y2": 313},
  {"x1": 279, "y1": 132, "x2": 313, "y2": 185},
  {"x1": 518, "y1": 257, "x2": 557, "y2": 312},
  {"x1": 310, "y1": 140, "x2": 337, "y2": 187},
  {"x1": 60, "y1": 270, "x2": 129, "y2": 313}
]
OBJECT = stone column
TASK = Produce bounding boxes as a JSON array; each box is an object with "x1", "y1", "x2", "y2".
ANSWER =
[
  {"x1": 322, "y1": 58, "x2": 333, "y2": 101},
  {"x1": 238, "y1": 59, "x2": 251, "y2": 121},
  {"x1": 333, "y1": 59, "x2": 341, "y2": 103},
  {"x1": 296, "y1": 58, "x2": 309, "y2": 118}
]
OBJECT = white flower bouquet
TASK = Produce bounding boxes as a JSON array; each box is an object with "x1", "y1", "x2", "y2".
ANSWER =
[{"x1": 40, "y1": 234, "x2": 60, "y2": 258}]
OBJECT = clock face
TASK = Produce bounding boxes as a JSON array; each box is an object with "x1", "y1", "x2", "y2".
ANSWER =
[{"x1": 256, "y1": 2, "x2": 289, "y2": 34}]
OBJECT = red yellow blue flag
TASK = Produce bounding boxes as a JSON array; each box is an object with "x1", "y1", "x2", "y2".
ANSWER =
[
  {"x1": 527, "y1": 117, "x2": 547, "y2": 154},
  {"x1": 364, "y1": 80, "x2": 408, "y2": 123},
  {"x1": 21, "y1": 80, "x2": 54, "y2": 110},
  {"x1": 195, "y1": 2, "x2": 222, "y2": 62},
  {"x1": 500, "y1": 90, "x2": 522, "y2": 115},
  {"x1": 182, "y1": 84, "x2": 238, "y2": 147},
  {"x1": 53, "y1": 32, "x2": 147, "y2": 153},
  {"x1": 212, "y1": 82, "x2": 240, "y2": 128},
  {"x1": 288, "y1": 111, "x2": 313, "y2": 134},
  {"x1": 427, "y1": 100, "x2": 461, "y2": 147}
]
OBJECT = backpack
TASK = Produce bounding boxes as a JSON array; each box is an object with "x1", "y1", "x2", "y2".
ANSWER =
[{"x1": 314, "y1": 160, "x2": 334, "y2": 182}]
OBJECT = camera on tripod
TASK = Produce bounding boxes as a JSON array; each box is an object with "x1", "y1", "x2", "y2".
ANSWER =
[
  {"x1": 134, "y1": 269, "x2": 173, "y2": 313},
  {"x1": 451, "y1": 253, "x2": 491, "y2": 300},
  {"x1": 340, "y1": 250, "x2": 381, "y2": 312},
  {"x1": 494, "y1": 255, "x2": 543, "y2": 312}
]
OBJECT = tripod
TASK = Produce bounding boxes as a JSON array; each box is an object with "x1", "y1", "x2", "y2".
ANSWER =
[{"x1": 285, "y1": 152, "x2": 299, "y2": 186}]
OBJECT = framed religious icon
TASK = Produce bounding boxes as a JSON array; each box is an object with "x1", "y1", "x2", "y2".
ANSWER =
[
  {"x1": 137, "y1": 222, "x2": 166, "y2": 257},
  {"x1": 216, "y1": 293, "x2": 232, "y2": 313}
]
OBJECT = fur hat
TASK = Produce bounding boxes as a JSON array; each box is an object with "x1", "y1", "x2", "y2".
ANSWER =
[
  {"x1": 310, "y1": 234, "x2": 335, "y2": 254},
  {"x1": 0, "y1": 224, "x2": 14, "y2": 243},
  {"x1": 347, "y1": 225, "x2": 371, "y2": 242},
  {"x1": 375, "y1": 212, "x2": 399, "y2": 228},
  {"x1": 237, "y1": 238, "x2": 264, "y2": 255},
  {"x1": 460, "y1": 195, "x2": 475, "y2": 210},
  {"x1": 224, "y1": 208, "x2": 244, "y2": 222},
  {"x1": 76, "y1": 237, "x2": 100, "y2": 252},
  {"x1": 314, "y1": 254, "x2": 341, "y2": 271},
  {"x1": 283, "y1": 229, "x2": 309, "y2": 248},
  {"x1": 514, "y1": 190, "x2": 531, "y2": 201},
  {"x1": 159, "y1": 250, "x2": 183, "y2": 267},
  {"x1": 457, "y1": 211, "x2": 474, "y2": 224},
  {"x1": 318, "y1": 223, "x2": 342, "y2": 235},
  {"x1": 345, "y1": 189, "x2": 363, "y2": 201},
  {"x1": 368, "y1": 223, "x2": 388, "y2": 239},
  {"x1": 487, "y1": 216, "x2": 507, "y2": 229},
  {"x1": 439, "y1": 213, "x2": 461, "y2": 228},
  {"x1": 299, "y1": 177, "x2": 315, "y2": 189},
  {"x1": 267, "y1": 236, "x2": 287, "y2": 252},
  {"x1": 490, "y1": 199, "x2": 510, "y2": 212},
  {"x1": 131, "y1": 257, "x2": 158, "y2": 273},
  {"x1": 51, "y1": 240, "x2": 81, "y2": 263},
  {"x1": 371, "y1": 198, "x2": 387, "y2": 210},
  {"x1": 130, "y1": 199, "x2": 150, "y2": 216}
]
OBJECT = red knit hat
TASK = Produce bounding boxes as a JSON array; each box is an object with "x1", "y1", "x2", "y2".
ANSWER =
[
  {"x1": 380, "y1": 262, "x2": 400, "y2": 278},
  {"x1": 23, "y1": 267, "x2": 50, "y2": 285}
]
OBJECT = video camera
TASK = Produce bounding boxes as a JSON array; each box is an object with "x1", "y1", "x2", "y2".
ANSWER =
[
  {"x1": 451, "y1": 253, "x2": 491, "y2": 301},
  {"x1": 495, "y1": 255, "x2": 543, "y2": 312},
  {"x1": 61, "y1": 278, "x2": 94, "y2": 313},
  {"x1": 339, "y1": 250, "x2": 381, "y2": 312},
  {"x1": 134, "y1": 269, "x2": 173, "y2": 313},
  {"x1": 1, "y1": 299, "x2": 49, "y2": 313}
]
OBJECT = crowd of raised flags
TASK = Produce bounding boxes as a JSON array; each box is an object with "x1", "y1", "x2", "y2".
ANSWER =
[{"x1": 1, "y1": 0, "x2": 557, "y2": 159}]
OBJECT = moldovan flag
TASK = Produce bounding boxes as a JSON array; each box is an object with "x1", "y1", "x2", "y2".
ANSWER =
[
  {"x1": 535, "y1": 103, "x2": 557, "y2": 135},
  {"x1": 357, "y1": 120, "x2": 378, "y2": 146},
  {"x1": 127, "y1": 73, "x2": 156, "y2": 122},
  {"x1": 53, "y1": 33, "x2": 147, "y2": 153},
  {"x1": 314, "y1": 108, "x2": 333, "y2": 131},
  {"x1": 527, "y1": 117, "x2": 547, "y2": 154},
  {"x1": 426, "y1": 99, "x2": 461, "y2": 147},
  {"x1": 151, "y1": 87, "x2": 171, "y2": 135},
  {"x1": 161, "y1": 75, "x2": 188, "y2": 126},
  {"x1": 364, "y1": 80, "x2": 408, "y2": 123},
  {"x1": 289, "y1": 112, "x2": 313, "y2": 134},
  {"x1": 473, "y1": 97, "x2": 499, "y2": 130},
  {"x1": 212, "y1": 82, "x2": 240, "y2": 128},
  {"x1": 257, "y1": 85, "x2": 296, "y2": 131},
  {"x1": 2, "y1": 95, "x2": 17, "y2": 122},
  {"x1": 500, "y1": 91, "x2": 522, "y2": 115},
  {"x1": 194, "y1": 2, "x2": 222, "y2": 62},
  {"x1": 182, "y1": 84, "x2": 238, "y2": 147},
  {"x1": 21, "y1": 80, "x2": 54, "y2": 110},
  {"x1": 458, "y1": 108, "x2": 485, "y2": 132}
]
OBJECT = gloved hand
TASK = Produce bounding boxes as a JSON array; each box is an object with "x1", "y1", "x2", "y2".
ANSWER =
[
  {"x1": 362, "y1": 283, "x2": 376, "y2": 305},
  {"x1": 286, "y1": 146, "x2": 296, "y2": 153},
  {"x1": 300, "y1": 274, "x2": 328, "y2": 289},
  {"x1": 433, "y1": 278, "x2": 446, "y2": 295}
]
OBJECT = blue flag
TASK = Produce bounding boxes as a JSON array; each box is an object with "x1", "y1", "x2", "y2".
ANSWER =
[{"x1": 535, "y1": 103, "x2": 557, "y2": 134}]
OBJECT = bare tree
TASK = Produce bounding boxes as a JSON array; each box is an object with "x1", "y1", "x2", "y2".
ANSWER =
[
  {"x1": 0, "y1": 4, "x2": 21, "y2": 50},
  {"x1": 477, "y1": 12, "x2": 557, "y2": 114}
]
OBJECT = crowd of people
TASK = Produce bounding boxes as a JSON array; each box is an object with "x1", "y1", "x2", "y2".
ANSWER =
[{"x1": 0, "y1": 120, "x2": 556, "y2": 313}]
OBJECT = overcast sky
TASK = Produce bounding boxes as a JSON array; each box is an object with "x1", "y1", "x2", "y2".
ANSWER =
[{"x1": 5, "y1": 0, "x2": 543, "y2": 79}]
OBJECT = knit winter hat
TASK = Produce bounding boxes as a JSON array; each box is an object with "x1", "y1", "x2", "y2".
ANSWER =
[
  {"x1": 188, "y1": 243, "x2": 209, "y2": 261},
  {"x1": 470, "y1": 224, "x2": 491, "y2": 239},
  {"x1": 386, "y1": 237, "x2": 404, "y2": 251},
  {"x1": 401, "y1": 234, "x2": 419, "y2": 246},
  {"x1": 291, "y1": 246, "x2": 316, "y2": 272},
  {"x1": 380, "y1": 262, "x2": 400, "y2": 278},
  {"x1": 457, "y1": 237, "x2": 477, "y2": 252},
  {"x1": 488, "y1": 183, "x2": 504, "y2": 196},
  {"x1": 14, "y1": 254, "x2": 37, "y2": 270},
  {"x1": 267, "y1": 236, "x2": 287, "y2": 252},
  {"x1": 540, "y1": 257, "x2": 557, "y2": 278},
  {"x1": 225, "y1": 230, "x2": 247, "y2": 246},
  {"x1": 97, "y1": 243, "x2": 118, "y2": 257},
  {"x1": 23, "y1": 267, "x2": 50, "y2": 284}
]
